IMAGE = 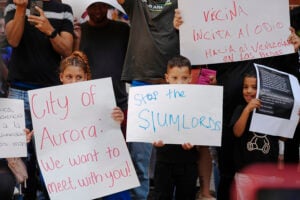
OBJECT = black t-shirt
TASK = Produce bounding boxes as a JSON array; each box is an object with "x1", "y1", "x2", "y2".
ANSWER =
[
  {"x1": 209, "y1": 54, "x2": 299, "y2": 173},
  {"x1": 156, "y1": 144, "x2": 198, "y2": 164},
  {"x1": 79, "y1": 20, "x2": 129, "y2": 110},
  {"x1": 120, "y1": 0, "x2": 179, "y2": 82},
  {"x1": 230, "y1": 104, "x2": 280, "y2": 171},
  {"x1": 5, "y1": 0, "x2": 74, "y2": 86}
]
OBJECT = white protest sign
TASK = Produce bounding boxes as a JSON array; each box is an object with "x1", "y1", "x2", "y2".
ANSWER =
[
  {"x1": 126, "y1": 84, "x2": 223, "y2": 146},
  {"x1": 63, "y1": 0, "x2": 125, "y2": 19},
  {"x1": 250, "y1": 64, "x2": 300, "y2": 138},
  {"x1": 28, "y1": 78, "x2": 139, "y2": 200},
  {"x1": 178, "y1": 0, "x2": 294, "y2": 65},
  {"x1": 0, "y1": 98, "x2": 26, "y2": 158}
]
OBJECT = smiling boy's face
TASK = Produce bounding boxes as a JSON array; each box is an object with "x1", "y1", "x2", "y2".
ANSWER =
[
  {"x1": 243, "y1": 77, "x2": 257, "y2": 103},
  {"x1": 165, "y1": 66, "x2": 192, "y2": 84}
]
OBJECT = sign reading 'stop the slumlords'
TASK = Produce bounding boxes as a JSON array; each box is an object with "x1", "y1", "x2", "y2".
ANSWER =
[
  {"x1": 178, "y1": 0, "x2": 294, "y2": 65},
  {"x1": 28, "y1": 78, "x2": 139, "y2": 200},
  {"x1": 126, "y1": 84, "x2": 223, "y2": 146}
]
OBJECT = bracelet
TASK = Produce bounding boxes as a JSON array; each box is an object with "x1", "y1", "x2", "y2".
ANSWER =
[{"x1": 47, "y1": 29, "x2": 58, "y2": 39}]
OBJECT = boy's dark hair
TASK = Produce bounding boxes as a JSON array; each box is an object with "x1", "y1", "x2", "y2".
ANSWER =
[
  {"x1": 244, "y1": 69, "x2": 257, "y2": 79},
  {"x1": 167, "y1": 55, "x2": 192, "y2": 71}
]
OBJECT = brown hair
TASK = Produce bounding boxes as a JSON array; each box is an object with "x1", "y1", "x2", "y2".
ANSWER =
[
  {"x1": 60, "y1": 51, "x2": 92, "y2": 80},
  {"x1": 167, "y1": 55, "x2": 192, "y2": 73}
]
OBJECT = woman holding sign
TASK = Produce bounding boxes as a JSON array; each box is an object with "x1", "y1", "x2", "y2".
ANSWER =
[
  {"x1": 59, "y1": 51, "x2": 130, "y2": 200},
  {"x1": 24, "y1": 51, "x2": 129, "y2": 200}
]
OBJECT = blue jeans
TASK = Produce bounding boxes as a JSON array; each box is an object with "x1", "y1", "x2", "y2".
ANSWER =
[
  {"x1": 128, "y1": 81, "x2": 153, "y2": 200},
  {"x1": 127, "y1": 142, "x2": 152, "y2": 200},
  {"x1": 8, "y1": 88, "x2": 32, "y2": 129}
]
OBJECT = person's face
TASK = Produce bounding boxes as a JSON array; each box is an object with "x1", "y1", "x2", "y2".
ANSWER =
[
  {"x1": 87, "y1": 2, "x2": 108, "y2": 25},
  {"x1": 243, "y1": 77, "x2": 257, "y2": 103},
  {"x1": 165, "y1": 66, "x2": 192, "y2": 84},
  {"x1": 59, "y1": 65, "x2": 87, "y2": 84}
]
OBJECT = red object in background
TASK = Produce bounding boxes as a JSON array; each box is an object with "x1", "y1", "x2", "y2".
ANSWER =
[
  {"x1": 191, "y1": 68, "x2": 201, "y2": 84},
  {"x1": 290, "y1": 0, "x2": 300, "y2": 5},
  {"x1": 231, "y1": 163, "x2": 300, "y2": 200}
]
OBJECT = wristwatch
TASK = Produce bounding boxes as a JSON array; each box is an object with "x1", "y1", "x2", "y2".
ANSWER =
[{"x1": 47, "y1": 29, "x2": 58, "y2": 39}]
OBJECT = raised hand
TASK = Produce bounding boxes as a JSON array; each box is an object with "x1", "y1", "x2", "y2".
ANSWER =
[{"x1": 27, "y1": 6, "x2": 55, "y2": 36}]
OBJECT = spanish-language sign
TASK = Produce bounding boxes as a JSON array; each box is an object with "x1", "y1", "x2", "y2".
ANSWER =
[
  {"x1": 126, "y1": 84, "x2": 223, "y2": 146},
  {"x1": 28, "y1": 78, "x2": 139, "y2": 200},
  {"x1": 0, "y1": 98, "x2": 26, "y2": 158},
  {"x1": 178, "y1": 0, "x2": 294, "y2": 65},
  {"x1": 250, "y1": 64, "x2": 300, "y2": 138}
]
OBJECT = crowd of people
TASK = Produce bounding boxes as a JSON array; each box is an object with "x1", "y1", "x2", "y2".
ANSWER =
[{"x1": 0, "y1": 0, "x2": 299, "y2": 200}]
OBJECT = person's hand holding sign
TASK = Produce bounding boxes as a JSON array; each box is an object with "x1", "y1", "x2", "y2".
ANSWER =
[
  {"x1": 182, "y1": 143, "x2": 193, "y2": 150},
  {"x1": 173, "y1": 9, "x2": 183, "y2": 30},
  {"x1": 24, "y1": 128, "x2": 33, "y2": 143},
  {"x1": 111, "y1": 107, "x2": 125, "y2": 124},
  {"x1": 153, "y1": 140, "x2": 164, "y2": 147},
  {"x1": 288, "y1": 27, "x2": 300, "y2": 52}
]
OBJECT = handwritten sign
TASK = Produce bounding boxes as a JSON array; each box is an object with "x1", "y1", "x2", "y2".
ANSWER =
[
  {"x1": 250, "y1": 64, "x2": 300, "y2": 138},
  {"x1": 28, "y1": 78, "x2": 139, "y2": 200},
  {"x1": 0, "y1": 98, "x2": 26, "y2": 158},
  {"x1": 126, "y1": 84, "x2": 223, "y2": 146},
  {"x1": 178, "y1": 0, "x2": 294, "y2": 65}
]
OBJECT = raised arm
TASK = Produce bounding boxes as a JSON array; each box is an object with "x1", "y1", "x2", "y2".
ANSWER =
[
  {"x1": 27, "y1": 6, "x2": 73, "y2": 57},
  {"x1": 233, "y1": 99, "x2": 261, "y2": 137},
  {"x1": 5, "y1": 0, "x2": 28, "y2": 47}
]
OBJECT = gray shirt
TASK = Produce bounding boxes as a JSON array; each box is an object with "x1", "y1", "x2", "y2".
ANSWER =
[{"x1": 121, "y1": 0, "x2": 179, "y2": 82}]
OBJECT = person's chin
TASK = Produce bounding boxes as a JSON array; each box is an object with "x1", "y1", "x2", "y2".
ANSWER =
[{"x1": 244, "y1": 97, "x2": 252, "y2": 103}]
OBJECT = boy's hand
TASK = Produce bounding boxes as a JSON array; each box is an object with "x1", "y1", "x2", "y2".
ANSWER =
[
  {"x1": 245, "y1": 98, "x2": 261, "y2": 113},
  {"x1": 182, "y1": 142, "x2": 193, "y2": 150},
  {"x1": 153, "y1": 140, "x2": 164, "y2": 147}
]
